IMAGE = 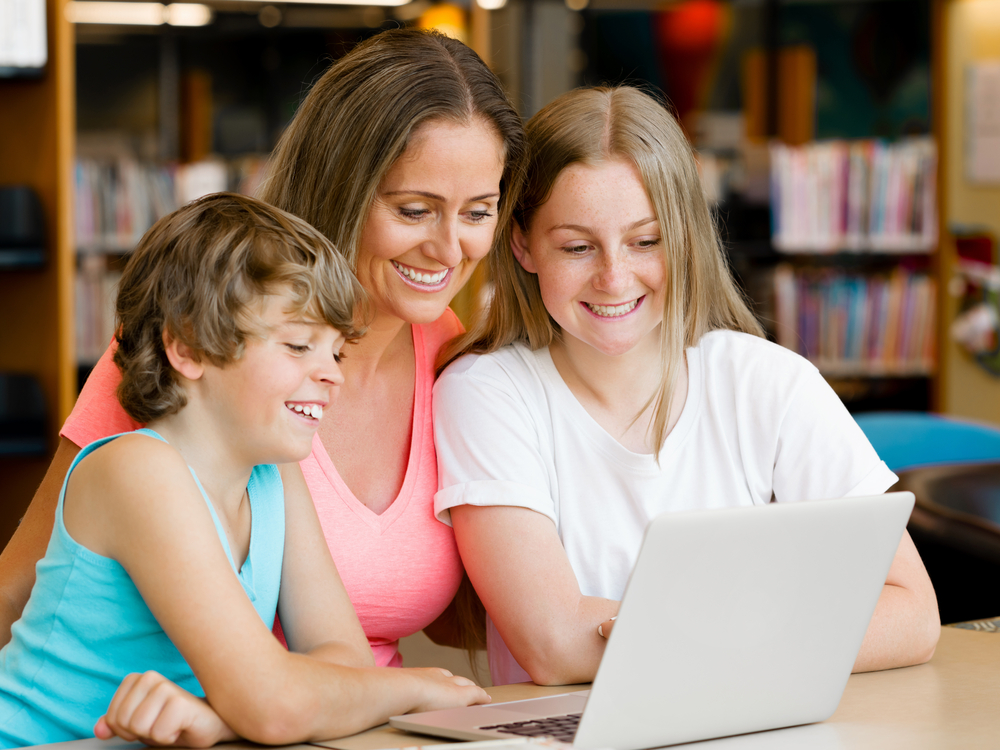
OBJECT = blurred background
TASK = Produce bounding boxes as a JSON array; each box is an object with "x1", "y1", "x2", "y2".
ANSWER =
[{"x1": 2, "y1": 0, "x2": 1000, "y2": 669}]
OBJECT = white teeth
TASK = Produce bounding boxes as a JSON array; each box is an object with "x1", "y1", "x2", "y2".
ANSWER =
[
  {"x1": 586, "y1": 300, "x2": 639, "y2": 317},
  {"x1": 392, "y1": 261, "x2": 448, "y2": 285},
  {"x1": 286, "y1": 403, "x2": 323, "y2": 420}
]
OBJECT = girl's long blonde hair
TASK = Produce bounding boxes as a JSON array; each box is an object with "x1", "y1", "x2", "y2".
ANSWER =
[{"x1": 441, "y1": 86, "x2": 764, "y2": 453}]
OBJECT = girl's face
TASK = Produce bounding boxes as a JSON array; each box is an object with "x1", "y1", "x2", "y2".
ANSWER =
[
  {"x1": 356, "y1": 118, "x2": 505, "y2": 326},
  {"x1": 513, "y1": 159, "x2": 666, "y2": 359},
  {"x1": 200, "y1": 294, "x2": 346, "y2": 466}
]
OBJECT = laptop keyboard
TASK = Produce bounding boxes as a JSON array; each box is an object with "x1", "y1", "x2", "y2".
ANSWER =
[{"x1": 479, "y1": 713, "x2": 581, "y2": 742}]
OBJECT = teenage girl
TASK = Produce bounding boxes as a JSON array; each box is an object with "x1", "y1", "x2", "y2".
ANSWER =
[
  {"x1": 433, "y1": 86, "x2": 941, "y2": 686},
  {"x1": 0, "y1": 194, "x2": 487, "y2": 748}
]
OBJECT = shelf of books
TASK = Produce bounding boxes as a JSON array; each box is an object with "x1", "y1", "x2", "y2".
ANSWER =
[
  {"x1": 773, "y1": 264, "x2": 936, "y2": 378},
  {"x1": 770, "y1": 138, "x2": 937, "y2": 255},
  {"x1": 766, "y1": 138, "x2": 939, "y2": 383},
  {"x1": 73, "y1": 155, "x2": 268, "y2": 370}
]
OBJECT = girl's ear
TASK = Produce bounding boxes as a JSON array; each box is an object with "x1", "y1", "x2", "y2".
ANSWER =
[
  {"x1": 162, "y1": 329, "x2": 204, "y2": 381},
  {"x1": 510, "y1": 224, "x2": 538, "y2": 274}
]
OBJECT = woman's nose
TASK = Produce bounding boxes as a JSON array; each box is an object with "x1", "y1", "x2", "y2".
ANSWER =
[{"x1": 424, "y1": 219, "x2": 463, "y2": 267}]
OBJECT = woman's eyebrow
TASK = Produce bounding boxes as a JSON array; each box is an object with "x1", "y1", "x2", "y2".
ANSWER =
[{"x1": 382, "y1": 190, "x2": 500, "y2": 202}]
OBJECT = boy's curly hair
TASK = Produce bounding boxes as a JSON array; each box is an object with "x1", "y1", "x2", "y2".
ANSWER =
[{"x1": 113, "y1": 192, "x2": 366, "y2": 424}]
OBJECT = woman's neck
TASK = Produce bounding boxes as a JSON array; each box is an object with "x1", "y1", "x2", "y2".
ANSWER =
[{"x1": 339, "y1": 308, "x2": 412, "y2": 386}]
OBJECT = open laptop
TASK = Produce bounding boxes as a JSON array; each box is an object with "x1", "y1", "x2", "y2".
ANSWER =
[{"x1": 390, "y1": 492, "x2": 914, "y2": 749}]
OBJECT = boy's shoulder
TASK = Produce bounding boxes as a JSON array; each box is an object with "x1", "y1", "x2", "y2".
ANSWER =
[{"x1": 72, "y1": 431, "x2": 189, "y2": 505}]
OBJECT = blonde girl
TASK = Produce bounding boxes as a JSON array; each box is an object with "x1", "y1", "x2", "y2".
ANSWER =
[{"x1": 433, "y1": 86, "x2": 940, "y2": 686}]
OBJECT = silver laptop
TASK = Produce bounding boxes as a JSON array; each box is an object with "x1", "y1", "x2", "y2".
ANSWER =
[{"x1": 390, "y1": 492, "x2": 914, "y2": 749}]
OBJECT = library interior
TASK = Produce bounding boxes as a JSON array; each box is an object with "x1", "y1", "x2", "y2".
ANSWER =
[{"x1": 2, "y1": 0, "x2": 1000, "y2": 725}]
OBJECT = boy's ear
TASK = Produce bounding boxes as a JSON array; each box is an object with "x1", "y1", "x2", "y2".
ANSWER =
[
  {"x1": 162, "y1": 330, "x2": 204, "y2": 381},
  {"x1": 510, "y1": 224, "x2": 537, "y2": 275}
]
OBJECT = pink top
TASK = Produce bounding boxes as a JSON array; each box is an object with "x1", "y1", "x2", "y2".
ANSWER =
[{"x1": 61, "y1": 312, "x2": 465, "y2": 668}]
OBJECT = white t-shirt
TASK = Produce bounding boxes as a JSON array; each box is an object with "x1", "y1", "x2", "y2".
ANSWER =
[{"x1": 433, "y1": 329, "x2": 898, "y2": 683}]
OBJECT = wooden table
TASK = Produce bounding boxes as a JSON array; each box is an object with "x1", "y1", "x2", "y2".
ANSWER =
[
  {"x1": 319, "y1": 626, "x2": 1000, "y2": 750},
  {"x1": 33, "y1": 627, "x2": 1000, "y2": 750}
]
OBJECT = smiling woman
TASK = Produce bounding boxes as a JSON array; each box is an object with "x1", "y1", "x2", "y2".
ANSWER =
[{"x1": 0, "y1": 29, "x2": 525, "y2": 689}]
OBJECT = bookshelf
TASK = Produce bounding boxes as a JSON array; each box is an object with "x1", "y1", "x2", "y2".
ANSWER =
[{"x1": 0, "y1": 0, "x2": 75, "y2": 546}]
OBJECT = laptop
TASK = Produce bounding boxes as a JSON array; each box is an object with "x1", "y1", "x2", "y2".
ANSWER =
[{"x1": 390, "y1": 492, "x2": 914, "y2": 750}]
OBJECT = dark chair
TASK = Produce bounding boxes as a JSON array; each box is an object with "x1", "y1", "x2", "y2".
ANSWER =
[{"x1": 855, "y1": 412, "x2": 1000, "y2": 624}]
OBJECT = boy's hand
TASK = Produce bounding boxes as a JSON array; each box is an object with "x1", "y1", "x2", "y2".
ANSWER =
[
  {"x1": 96, "y1": 671, "x2": 238, "y2": 747},
  {"x1": 405, "y1": 667, "x2": 491, "y2": 713}
]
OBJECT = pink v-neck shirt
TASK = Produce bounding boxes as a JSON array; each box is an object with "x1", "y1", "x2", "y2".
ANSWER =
[{"x1": 61, "y1": 311, "x2": 465, "y2": 668}]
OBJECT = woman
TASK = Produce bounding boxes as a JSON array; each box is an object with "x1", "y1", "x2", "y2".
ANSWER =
[
  {"x1": 0, "y1": 29, "x2": 525, "y2": 668},
  {"x1": 433, "y1": 86, "x2": 940, "y2": 686}
]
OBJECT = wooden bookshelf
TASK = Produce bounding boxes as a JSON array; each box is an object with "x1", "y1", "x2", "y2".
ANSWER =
[{"x1": 0, "y1": 0, "x2": 75, "y2": 547}]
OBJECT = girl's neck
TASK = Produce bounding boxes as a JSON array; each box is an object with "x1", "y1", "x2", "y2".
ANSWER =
[{"x1": 549, "y1": 328, "x2": 687, "y2": 454}]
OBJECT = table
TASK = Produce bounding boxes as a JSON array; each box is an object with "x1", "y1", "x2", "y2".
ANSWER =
[
  {"x1": 32, "y1": 627, "x2": 1000, "y2": 750},
  {"x1": 319, "y1": 626, "x2": 1000, "y2": 750}
]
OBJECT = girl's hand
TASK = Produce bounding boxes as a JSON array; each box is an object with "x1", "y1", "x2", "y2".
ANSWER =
[
  {"x1": 95, "y1": 671, "x2": 238, "y2": 747},
  {"x1": 597, "y1": 616, "x2": 617, "y2": 639},
  {"x1": 405, "y1": 668, "x2": 491, "y2": 713}
]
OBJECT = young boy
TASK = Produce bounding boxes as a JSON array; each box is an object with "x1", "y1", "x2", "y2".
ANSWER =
[{"x1": 0, "y1": 193, "x2": 487, "y2": 748}]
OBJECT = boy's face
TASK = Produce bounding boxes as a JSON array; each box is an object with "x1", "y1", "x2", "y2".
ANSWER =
[{"x1": 199, "y1": 294, "x2": 346, "y2": 466}]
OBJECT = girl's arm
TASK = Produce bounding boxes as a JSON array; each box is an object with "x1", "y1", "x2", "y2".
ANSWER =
[
  {"x1": 68, "y1": 435, "x2": 487, "y2": 747},
  {"x1": 451, "y1": 504, "x2": 617, "y2": 686},
  {"x1": 0, "y1": 437, "x2": 80, "y2": 646},
  {"x1": 850, "y1": 531, "x2": 939, "y2": 672}
]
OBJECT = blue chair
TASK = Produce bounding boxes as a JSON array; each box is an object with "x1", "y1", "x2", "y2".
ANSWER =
[
  {"x1": 854, "y1": 411, "x2": 1000, "y2": 473},
  {"x1": 854, "y1": 412, "x2": 1000, "y2": 624}
]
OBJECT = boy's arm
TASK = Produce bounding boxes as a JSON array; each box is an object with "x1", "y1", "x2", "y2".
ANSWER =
[
  {"x1": 0, "y1": 437, "x2": 81, "y2": 646},
  {"x1": 272, "y1": 463, "x2": 374, "y2": 667},
  {"x1": 70, "y1": 436, "x2": 486, "y2": 746}
]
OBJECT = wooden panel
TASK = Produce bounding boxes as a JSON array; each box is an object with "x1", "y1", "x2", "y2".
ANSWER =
[{"x1": 0, "y1": 0, "x2": 75, "y2": 537}]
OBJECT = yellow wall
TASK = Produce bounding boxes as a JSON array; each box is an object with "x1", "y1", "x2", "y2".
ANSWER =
[{"x1": 940, "y1": 0, "x2": 1000, "y2": 423}]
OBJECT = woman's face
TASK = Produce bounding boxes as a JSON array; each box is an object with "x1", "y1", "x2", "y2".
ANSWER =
[
  {"x1": 513, "y1": 159, "x2": 666, "y2": 359},
  {"x1": 356, "y1": 118, "x2": 505, "y2": 326}
]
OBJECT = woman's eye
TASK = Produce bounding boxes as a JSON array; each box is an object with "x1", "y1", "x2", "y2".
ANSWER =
[
  {"x1": 467, "y1": 210, "x2": 494, "y2": 222},
  {"x1": 399, "y1": 208, "x2": 429, "y2": 220}
]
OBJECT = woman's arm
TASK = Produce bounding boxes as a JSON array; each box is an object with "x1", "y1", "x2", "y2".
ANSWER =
[
  {"x1": 851, "y1": 530, "x2": 939, "y2": 672},
  {"x1": 0, "y1": 437, "x2": 80, "y2": 646},
  {"x1": 70, "y1": 436, "x2": 487, "y2": 746},
  {"x1": 451, "y1": 504, "x2": 618, "y2": 686}
]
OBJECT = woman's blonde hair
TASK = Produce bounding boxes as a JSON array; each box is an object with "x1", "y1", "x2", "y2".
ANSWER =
[
  {"x1": 114, "y1": 192, "x2": 365, "y2": 424},
  {"x1": 442, "y1": 86, "x2": 764, "y2": 452},
  {"x1": 258, "y1": 28, "x2": 525, "y2": 272}
]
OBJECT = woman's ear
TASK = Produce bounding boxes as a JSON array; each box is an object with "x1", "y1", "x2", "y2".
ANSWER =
[
  {"x1": 162, "y1": 330, "x2": 204, "y2": 382},
  {"x1": 510, "y1": 224, "x2": 538, "y2": 274}
]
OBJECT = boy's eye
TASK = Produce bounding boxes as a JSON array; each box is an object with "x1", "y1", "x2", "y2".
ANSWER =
[{"x1": 285, "y1": 343, "x2": 310, "y2": 354}]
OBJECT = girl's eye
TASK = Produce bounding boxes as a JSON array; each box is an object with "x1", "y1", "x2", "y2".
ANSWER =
[
  {"x1": 563, "y1": 244, "x2": 591, "y2": 255},
  {"x1": 635, "y1": 238, "x2": 661, "y2": 249}
]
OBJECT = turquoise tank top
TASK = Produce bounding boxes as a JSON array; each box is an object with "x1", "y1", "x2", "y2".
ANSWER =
[{"x1": 0, "y1": 429, "x2": 284, "y2": 747}]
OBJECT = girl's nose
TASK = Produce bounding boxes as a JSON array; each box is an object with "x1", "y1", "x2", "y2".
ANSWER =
[{"x1": 594, "y1": 250, "x2": 631, "y2": 294}]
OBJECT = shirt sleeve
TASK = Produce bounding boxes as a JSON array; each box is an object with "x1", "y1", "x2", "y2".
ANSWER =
[
  {"x1": 60, "y1": 341, "x2": 142, "y2": 448},
  {"x1": 772, "y1": 365, "x2": 898, "y2": 503},
  {"x1": 433, "y1": 356, "x2": 557, "y2": 527}
]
